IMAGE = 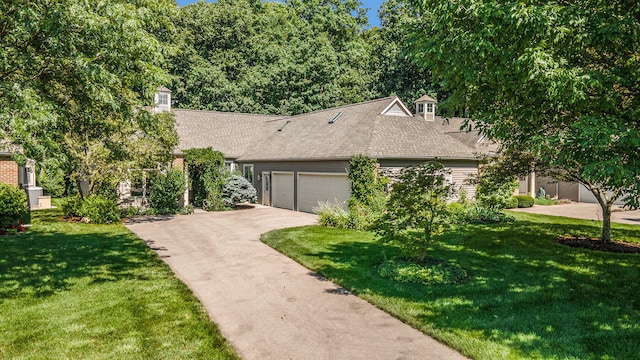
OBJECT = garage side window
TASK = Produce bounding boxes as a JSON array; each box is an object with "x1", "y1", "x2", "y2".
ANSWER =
[{"x1": 243, "y1": 164, "x2": 254, "y2": 183}]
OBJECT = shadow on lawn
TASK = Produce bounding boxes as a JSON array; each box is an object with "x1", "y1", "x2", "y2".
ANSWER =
[
  {"x1": 308, "y1": 219, "x2": 640, "y2": 359},
  {"x1": 0, "y1": 210, "x2": 155, "y2": 300}
]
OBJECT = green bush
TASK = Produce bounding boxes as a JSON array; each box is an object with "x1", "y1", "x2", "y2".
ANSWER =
[
  {"x1": 149, "y1": 169, "x2": 185, "y2": 215},
  {"x1": 62, "y1": 196, "x2": 84, "y2": 218},
  {"x1": 222, "y1": 175, "x2": 257, "y2": 208},
  {"x1": 378, "y1": 258, "x2": 467, "y2": 285},
  {"x1": 348, "y1": 192, "x2": 387, "y2": 230},
  {"x1": 0, "y1": 184, "x2": 28, "y2": 229},
  {"x1": 81, "y1": 195, "x2": 119, "y2": 224},
  {"x1": 347, "y1": 154, "x2": 388, "y2": 230},
  {"x1": 475, "y1": 164, "x2": 519, "y2": 209},
  {"x1": 515, "y1": 195, "x2": 535, "y2": 208},
  {"x1": 453, "y1": 203, "x2": 515, "y2": 224},
  {"x1": 313, "y1": 201, "x2": 349, "y2": 228}
]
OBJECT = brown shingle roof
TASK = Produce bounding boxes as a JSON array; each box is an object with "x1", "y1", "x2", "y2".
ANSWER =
[
  {"x1": 174, "y1": 110, "x2": 285, "y2": 158},
  {"x1": 175, "y1": 97, "x2": 489, "y2": 162},
  {"x1": 237, "y1": 97, "x2": 483, "y2": 162},
  {"x1": 414, "y1": 95, "x2": 437, "y2": 103}
]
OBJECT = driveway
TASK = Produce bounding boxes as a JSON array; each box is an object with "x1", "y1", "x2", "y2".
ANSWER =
[
  {"x1": 510, "y1": 202, "x2": 640, "y2": 225},
  {"x1": 126, "y1": 206, "x2": 467, "y2": 360}
]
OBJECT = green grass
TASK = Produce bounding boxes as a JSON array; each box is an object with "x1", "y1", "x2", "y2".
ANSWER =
[
  {"x1": 261, "y1": 212, "x2": 640, "y2": 360},
  {"x1": 0, "y1": 207, "x2": 238, "y2": 359}
]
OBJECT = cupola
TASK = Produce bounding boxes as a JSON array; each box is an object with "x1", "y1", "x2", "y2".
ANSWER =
[
  {"x1": 414, "y1": 95, "x2": 437, "y2": 121},
  {"x1": 153, "y1": 86, "x2": 172, "y2": 113}
]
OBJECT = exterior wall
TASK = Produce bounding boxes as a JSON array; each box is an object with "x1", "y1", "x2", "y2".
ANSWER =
[
  {"x1": 243, "y1": 159, "x2": 479, "y2": 212},
  {"x1": 379, "y1": 159, "x2": 479, "y2": 199},
  {"x1": 0, "y1": 156, "x2": 19, "y2": 187},
  {"x1": 244, "y1": 160, "x2": 349, "y2": 211}
]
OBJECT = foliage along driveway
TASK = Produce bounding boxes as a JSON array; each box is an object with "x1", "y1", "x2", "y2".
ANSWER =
[{"x1": 126, "y1": 206, "x2": 467, "y2": 360}]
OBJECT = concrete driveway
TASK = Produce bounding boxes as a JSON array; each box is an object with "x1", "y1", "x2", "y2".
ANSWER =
[
  {"x1": 510, "y1": 202, "x2": 640, "y2": 225},
  {"x1": 126, "y1": 206, "x2": 467, "y2": 360}
]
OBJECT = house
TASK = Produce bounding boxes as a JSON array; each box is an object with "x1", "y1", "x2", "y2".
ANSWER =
[
  {"x1": 0, "y1": 150, "x2": 48, "y2": 209},
  {"x1": 167, "y1": 85, "x2": 495, "y2": 213}
]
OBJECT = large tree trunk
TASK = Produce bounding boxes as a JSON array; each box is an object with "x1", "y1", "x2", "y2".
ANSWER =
[{"x1": 600, "y1": 203, "x2": 612, "y2": 243}]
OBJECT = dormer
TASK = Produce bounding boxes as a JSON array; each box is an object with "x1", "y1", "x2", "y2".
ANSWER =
[
  {"x1": 153, "y1": 86, "x2": 172, "y2": 113},
  {"x1": 414, "y1": 95, "x2": 437, "y2": 121}
]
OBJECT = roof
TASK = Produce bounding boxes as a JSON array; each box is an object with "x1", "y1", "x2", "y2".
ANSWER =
[
  {"x1": 414, "y1": 95, "x2": 437, "y2": 103},
  {"x1": 235, "y1": 97, "x2": 488, "y2": 162},
  {"x1": 175, "y1": 97, "x2": 492, "y2": 163},
  {"x1": 174, "y1": 110, "x2": 285, "y2": 158},
  {"x1": 157, "y1": 86, "x2": 172, "y2": 93}
]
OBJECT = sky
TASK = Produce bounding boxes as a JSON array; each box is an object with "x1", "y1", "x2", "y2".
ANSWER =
[{"x1": 175, "y1": 0, "x2": 385, "y2": 28}]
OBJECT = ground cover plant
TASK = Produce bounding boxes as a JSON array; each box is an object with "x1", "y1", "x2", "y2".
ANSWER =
[
  {"x1": 0, "y1": 207, "x2": 238, "y2": 359},
  {"x1": 262, "y1": 212, "x2": 640, "y2": 360}
]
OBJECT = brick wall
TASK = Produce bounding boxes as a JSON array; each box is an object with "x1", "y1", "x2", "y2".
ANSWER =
[{"x1": 0, "y1": 157, "x2": 19, "y2": 186}]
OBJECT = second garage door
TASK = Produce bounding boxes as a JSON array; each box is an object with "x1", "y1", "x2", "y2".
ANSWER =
[{"x1": 297, "y1": 173, "x2": 350, "y2": 213}]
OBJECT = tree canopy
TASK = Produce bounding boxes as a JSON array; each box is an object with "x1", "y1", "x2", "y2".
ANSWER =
[
  {"x1": 0, "y1": 0, "x2": 179, "y2": 196},
  {"x1": 410, "y1": 0, "x2": 640, "y2": 242}
]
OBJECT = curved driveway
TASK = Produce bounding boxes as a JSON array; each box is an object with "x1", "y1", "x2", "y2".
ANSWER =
[{"x1": 126, "y1": 206, "x2": 467, "y2": 360}]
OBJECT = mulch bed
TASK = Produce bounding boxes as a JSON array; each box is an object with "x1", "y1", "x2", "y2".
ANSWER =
[{"x1": 555, "y1": 235, "x2": 640, "y2": 253}]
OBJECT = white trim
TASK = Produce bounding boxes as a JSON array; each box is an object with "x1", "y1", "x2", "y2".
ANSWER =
[{"x1": 380, "y1": 97, "x2": 412, "y2": 117}]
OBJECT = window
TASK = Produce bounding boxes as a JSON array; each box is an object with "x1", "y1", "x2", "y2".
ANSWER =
[
  {"x1": 426, "y1": 103, "x2": 433, "y2": 113},
  {"x1": 243, "y1": 164, "x2": 254, "y2": 183},
  {"x1": 417, "y1": 103, "x2": 424, "y2": 113},
  {"x1": 157, "y1": 93, "x2": 169, "y2": 105}
]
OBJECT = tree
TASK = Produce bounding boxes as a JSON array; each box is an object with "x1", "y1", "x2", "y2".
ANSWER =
[
  {"x1": 410, "y1": 0, "x2": 640, "y2": 242},
  {"x1": 0, "y1": 0, "x2": 178, "y2": 197},
  {"x1": 368, "y1": 0, "x2": 441, "y2": 107},
  {"x1": 376, "y1": 161, "x2": 453, "y2": 262},
  {"x1": 170, "y1": 0, "x2": 376, "y2": 115}
]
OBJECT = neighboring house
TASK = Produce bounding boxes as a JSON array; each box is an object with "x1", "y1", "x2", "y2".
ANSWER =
[
  {"x1": 0, "y1": 151, "x2": 35, "y2": 189},
  {"x1": 0, "y1": 150, "x2": 48, "y2": 209},
  {"x1": 168, "y1": 85, "x2": 496, "y2": 213}
]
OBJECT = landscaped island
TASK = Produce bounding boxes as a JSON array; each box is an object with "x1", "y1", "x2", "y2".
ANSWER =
[{"x1": 262, "y1": 212, "x2": 640, "y2": 359}]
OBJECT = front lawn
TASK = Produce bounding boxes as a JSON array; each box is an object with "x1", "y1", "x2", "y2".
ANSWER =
[
  {"x1": 0, "y1": 208, "x2": 238, "y2": 359},
  {"x1": 262, "y1": 212, "x2": 640, "y2": 360}
]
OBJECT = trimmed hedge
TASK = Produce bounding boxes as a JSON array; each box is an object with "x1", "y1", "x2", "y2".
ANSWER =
[{"x1": 515, "y1": 195, "x2": 535, "y2": 208}]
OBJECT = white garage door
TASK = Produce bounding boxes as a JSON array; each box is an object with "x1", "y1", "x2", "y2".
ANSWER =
[
  {"x1": 272, "y1": 172, "x2": 294, "y2": 210},
  {"x1": 297, "y1": 173, "x2": 350, "y2": 213}
]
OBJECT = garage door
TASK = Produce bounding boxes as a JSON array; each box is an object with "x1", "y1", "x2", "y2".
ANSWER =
[
  {"x1": 297, "y1": 173, "x2": 350, "y2": 213},
  {"x1": 272, "y1": 172, "x2": 294, "y2": 210}
]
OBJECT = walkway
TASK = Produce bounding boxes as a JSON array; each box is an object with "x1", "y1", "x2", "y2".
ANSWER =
[
  {"x1": 510, "y1": 202, "x2": 640, "y2": 225},
  {"x1": 126, "y1": 206, "x2": 467, "y2": 360}
]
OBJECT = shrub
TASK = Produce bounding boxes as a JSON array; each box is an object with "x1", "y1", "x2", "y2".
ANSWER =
[
  {"x1": 183, "y1": 148, "x2": 226, "y2": 208},
  {"x1": 149, "y1": 169, "x2": 185, "y2": 215},
  {"x1": 378, "y1": 258, "x2": 467, "y2": 285},
  {"x1": 313, "y1": 200, "x2": 349, "y2": 228},
  {"x1": 475, "y1": 164, "x2": 519, "y2": 209},
  {"x1": 62, "y1": 196, "x2": 84, "y2": 218},
  {"x1": 454, "y1": 203, "x2": 515, "y2": 224},
  {"x1": 222, "y1": 175, "x2": 257, "y2": 208},
  {"x1": 348, "y1": 192, "x2": 387, "y2": 230},
  {"x1": 0, "y1": 184, "x2": 28, "y2": 230},
  {"x1": 347, "y1": 155, "x2": 388, "y2": 230},
  {"x1": 535, "y1": 196, "x2": 558, "y2": 206},
  {"x1": 515, "y1": 195, "x2": 535, "y2": 208},
  {"x1": 375, "y1": 161, "x2": 453, "y2": 262},
  {"x1": 81, "y1": 195, "x2": 119, "y2": 224}
]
